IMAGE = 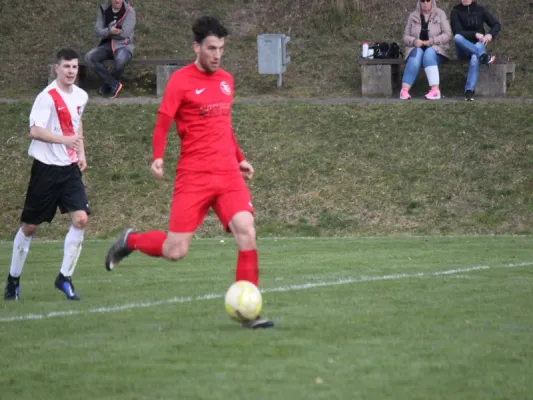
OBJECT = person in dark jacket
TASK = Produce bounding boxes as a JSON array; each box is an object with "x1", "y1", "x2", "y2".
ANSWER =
[
  {"x1": 450, "y1": 0, "x2": 501, "y2": 101},
  {"x1": 84, "y1": 0, "x2": 136, "y2": 98}
]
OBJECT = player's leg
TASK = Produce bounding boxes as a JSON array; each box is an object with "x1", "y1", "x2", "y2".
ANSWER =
[
  {"x1": 228, "y1": 211, "x2": 259, "y2": 286},
  {"x1": 55, "y1": 164, "x2": 90, "y2": 300},
  {"x1": 105, "y1": 174, "x2": 212, "y2": 269},
  {"x1": 4, "y1": 223, "x2": 37, "y2": 301},
  {"x1": 106, "y1": 229, "x2": 193, "y2": 270},
  {"x1": 4, "y1": 160, "x2": 59, "y2": 301},
  {"x1": 214, "y1": 179, "x2": 274, "y2": 328}
]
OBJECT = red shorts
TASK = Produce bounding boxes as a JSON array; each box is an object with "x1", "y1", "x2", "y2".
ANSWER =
[{"x1": 168, "y1": 171, "x2": 253, "y2": 233}]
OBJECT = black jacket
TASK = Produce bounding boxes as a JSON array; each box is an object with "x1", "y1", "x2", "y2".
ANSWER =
[{"x1": 450, "y1": 2, "x2": 501, "y2": 43}]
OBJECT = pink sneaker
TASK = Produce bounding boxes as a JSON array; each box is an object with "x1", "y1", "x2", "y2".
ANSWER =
[
  {"x1": 425, "y1": 88, "x2": 441, "y2": 100},
  {"x1": 399, "y1": 88, "x2": 411, "y2": 100}
]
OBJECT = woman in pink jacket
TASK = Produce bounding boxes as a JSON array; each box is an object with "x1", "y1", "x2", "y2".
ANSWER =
[{"x1": 401, "y1": 0, "x2": 452, "y2": 100}]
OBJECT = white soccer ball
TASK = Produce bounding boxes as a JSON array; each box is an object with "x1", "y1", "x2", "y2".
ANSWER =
[{"x1": 224, "y1": 281, "x2": 262, "y2": 321}]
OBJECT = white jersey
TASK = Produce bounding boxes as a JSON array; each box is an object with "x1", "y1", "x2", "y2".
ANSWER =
[{"x1": 28, "y1": 80, "x2": 89, "y2": 166}]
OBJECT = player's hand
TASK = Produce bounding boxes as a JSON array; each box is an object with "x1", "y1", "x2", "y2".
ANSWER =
[
  {"x1": 475, "y1": 32, "x2": 484, "y2": 41},
  {"x1": 151, "y1": 158, "x2": 164, "y2": 179},
  {"x1": 63, "y1": 136, "x2": 83, "y2": 151},
  {"x1": 482, "y1": 34, "x2": 492, "y2": 45},
  {"x1": 239, "y1": 160, "x2": 254, "y2": 180},
  {"x1": 110, "y1": 27, "x2": 122, "y2": 35},
  {"x1": 414, "y1": 39, "x2": 424, "y2": 48},
  {"x1": 77, "y1": 157, "x2": 87, "y2": 172}
]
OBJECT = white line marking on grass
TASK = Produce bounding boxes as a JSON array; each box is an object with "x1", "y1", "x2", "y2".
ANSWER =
[
  {"x1": 0, "y1": 265, "x2": 489, "y2": 323},
  {"x1": 0, "y1": 234, "x2": 531, "y2": 245},
  {"x1": 505, "y1": 262, "x2": 533, "y2": 268}
]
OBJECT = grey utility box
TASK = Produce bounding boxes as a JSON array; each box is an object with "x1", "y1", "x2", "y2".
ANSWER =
[{"x1": 257, "y1": 34, "x2": 291, "y2": 87}]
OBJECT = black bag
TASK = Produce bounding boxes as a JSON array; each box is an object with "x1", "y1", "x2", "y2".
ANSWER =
[{"x1": 370, "y1": 42, "x2": 403, "y2": 59}]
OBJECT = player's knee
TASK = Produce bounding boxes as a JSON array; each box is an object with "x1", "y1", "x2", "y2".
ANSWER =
[
  {"x1": 21, "y1": 223, "x2": 37, "y2": 237},
  {"x1": 72, "y1": 213, "x2": 88, "y2": 229},
  {"x1": 163, "y1": 240, "x2": 189, "y2": 261},
  {"x1": 453, "y1": 34, "x2": 464, "y2": 43},
  {"x1": 233, "y1": 224, "x2": 256, "y2": 249}
]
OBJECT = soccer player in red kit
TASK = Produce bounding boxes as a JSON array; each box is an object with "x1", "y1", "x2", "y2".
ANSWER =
[{"x1": 105, "y1": 16, "x2": 273, "y2": 329}]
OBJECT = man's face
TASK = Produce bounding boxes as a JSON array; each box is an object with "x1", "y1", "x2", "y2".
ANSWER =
[
  {"x1": 111, "y1": 0, "x2": 124, "y2": 10},
  {"x1": 194, "y1": 35, "x2": 225, "y2": 74},
  {"x1": 461, "y1": 0, "x2": 473, "y2": 5},
  {"x1": 55, "y1": 58, "x2": 79, "y2": 87}
]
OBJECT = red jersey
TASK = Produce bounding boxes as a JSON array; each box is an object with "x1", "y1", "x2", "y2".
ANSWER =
[{"x1": 153, "y1": 63, "x2": 244, "y2": 173}]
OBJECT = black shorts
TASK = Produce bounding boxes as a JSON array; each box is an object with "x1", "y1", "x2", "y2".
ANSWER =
[{"x1": 20, "y1": 159, "x2": 90, "y2": 225}]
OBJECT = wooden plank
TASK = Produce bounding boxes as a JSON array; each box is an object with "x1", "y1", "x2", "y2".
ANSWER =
[
  {"x1": 130, "y1": 58, "x2": 193, "y2": 65},
  {"x1": 358, "y1": 57, "x2": 404, "y2": 65},
  {"x1": 47, "y1": 58, "x2": 193, "y2": 66},
  {"x1": 358, "y1": 56, "x2": 512, "y2": 66}
]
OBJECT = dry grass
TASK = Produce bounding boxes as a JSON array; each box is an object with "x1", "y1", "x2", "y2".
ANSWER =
[
  {"x1": 1, "y1": 101, "x2": 532, "y2": 239},
  {"x1": 0, "y1": 0, "x2": 531, "y2": 98}
]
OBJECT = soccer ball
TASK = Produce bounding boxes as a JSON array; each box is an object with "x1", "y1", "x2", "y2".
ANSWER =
[{"x1": 224, "y1": 281, "x2": 262, "y2": 321}]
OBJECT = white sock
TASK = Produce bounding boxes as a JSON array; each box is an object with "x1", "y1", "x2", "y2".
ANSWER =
[
  {"x1": 9, "y1": 228, "x2": 33, "y2": 278},
  {"x1": 424, "y1": 66, "x2": 440, "y2": 87},
  {"x1": 60, "y1": 225, "x2": 84, "y2": 277}
]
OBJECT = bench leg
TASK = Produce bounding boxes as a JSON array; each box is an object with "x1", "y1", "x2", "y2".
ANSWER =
[
  {"x1": 506, "y1": 63, "x2": 516, "y2": 83},
  {"x1": 156, "y1": 65, "x2": 181, "y2": 96},
  {"x1": 361, "y1": 65, "x2": 393, "y2": 97},
  {"x1": 476, "y1": 64, "x2": 506, "y2": 96},
  {"x1": 48, "y1": 64, "x2": 56, "y2": 85}
]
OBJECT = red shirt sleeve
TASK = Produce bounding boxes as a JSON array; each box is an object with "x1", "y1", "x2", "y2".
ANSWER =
[
  {"x1": 152, "y1": 73, "x2": 184, "y2": 161},
  {"x1": 232, "y1": 129, "x2": 245, "y2": 163}
]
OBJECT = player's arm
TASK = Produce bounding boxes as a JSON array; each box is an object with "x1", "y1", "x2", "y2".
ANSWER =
[
  {"x1": 29, "y1": 126, "x2": 83, "y2": 151},
  {"x1": 76, "y1": 120, "x2": 87, "y2": 171},
  {"x1": 231, "y1": 129, "x2": 254, "y2": 180},
  {"x1": 231, "y1": 129, "x2": 246, "y2": 163},
  {"x1": 150, "y1": 73, "x2": 184, "y2": 179},
  {"x1": 29, "y1": 95, "x2": 82, "y2": 150}
]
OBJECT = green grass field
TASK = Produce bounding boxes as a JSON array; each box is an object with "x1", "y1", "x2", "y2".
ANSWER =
[{"x1": 1, "y1": 236, "x2": 532, "y2": 399}]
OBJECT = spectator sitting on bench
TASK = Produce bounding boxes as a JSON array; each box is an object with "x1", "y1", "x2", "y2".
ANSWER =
[
  {"x1": 401, "y1": 0, "x2": 452, "y2": 100},
  {"x1": 84, "y1": 0, "x2": 136, "y2": 98},
  {"x1": 450, "y1": 0, "x2": 500, "y2": 101}
]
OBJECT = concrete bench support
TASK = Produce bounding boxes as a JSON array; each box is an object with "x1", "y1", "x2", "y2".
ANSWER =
[
  {"x1": 358, "y1": 57, "x2": 515, "y2": 97},
  {"x1": 361, "y1": 64, "x2": 398, "y2": 96},
  {"x1": 156, "y1": 65, "x2": 182, "y2": 96}
]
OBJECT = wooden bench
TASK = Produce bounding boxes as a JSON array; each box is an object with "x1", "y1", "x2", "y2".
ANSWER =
[
  {"x1": 358, "y1": 57, "x2": 516, "y2": 97},
  {"x1": 47, "y1": 58, "x2": 194, "y2": 96}
]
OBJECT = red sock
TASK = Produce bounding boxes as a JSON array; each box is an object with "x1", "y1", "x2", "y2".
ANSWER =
[
  {"x1": 235, "y1": 250, "x2": 259, "y2": 286},
  {"x1": 127, "y1": 231, "x2": 166, "y2": 257}
]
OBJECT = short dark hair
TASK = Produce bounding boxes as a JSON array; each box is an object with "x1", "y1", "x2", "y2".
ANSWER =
[
  {"x1": 192, "y1": 16, "x2": 228, "y2": 44},
  {"x1": 56, "y1": 48, "x2": 79, "y2": 63}
]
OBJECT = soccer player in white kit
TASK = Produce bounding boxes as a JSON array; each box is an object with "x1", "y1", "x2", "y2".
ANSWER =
[{"x1": 4, "y1": 48, "x2": 90, "y2": 301}]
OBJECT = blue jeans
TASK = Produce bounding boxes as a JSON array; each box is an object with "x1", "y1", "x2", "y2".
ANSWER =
[
  {"x1": 453, "y1": 34, "x2": 487, "y2": 92},
  {"x1": 402, "y1": 47, "x2": 442, "y2": 86},
  {"x1": 84, "y1": 42, "x2": 132, "y2": 89}
]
